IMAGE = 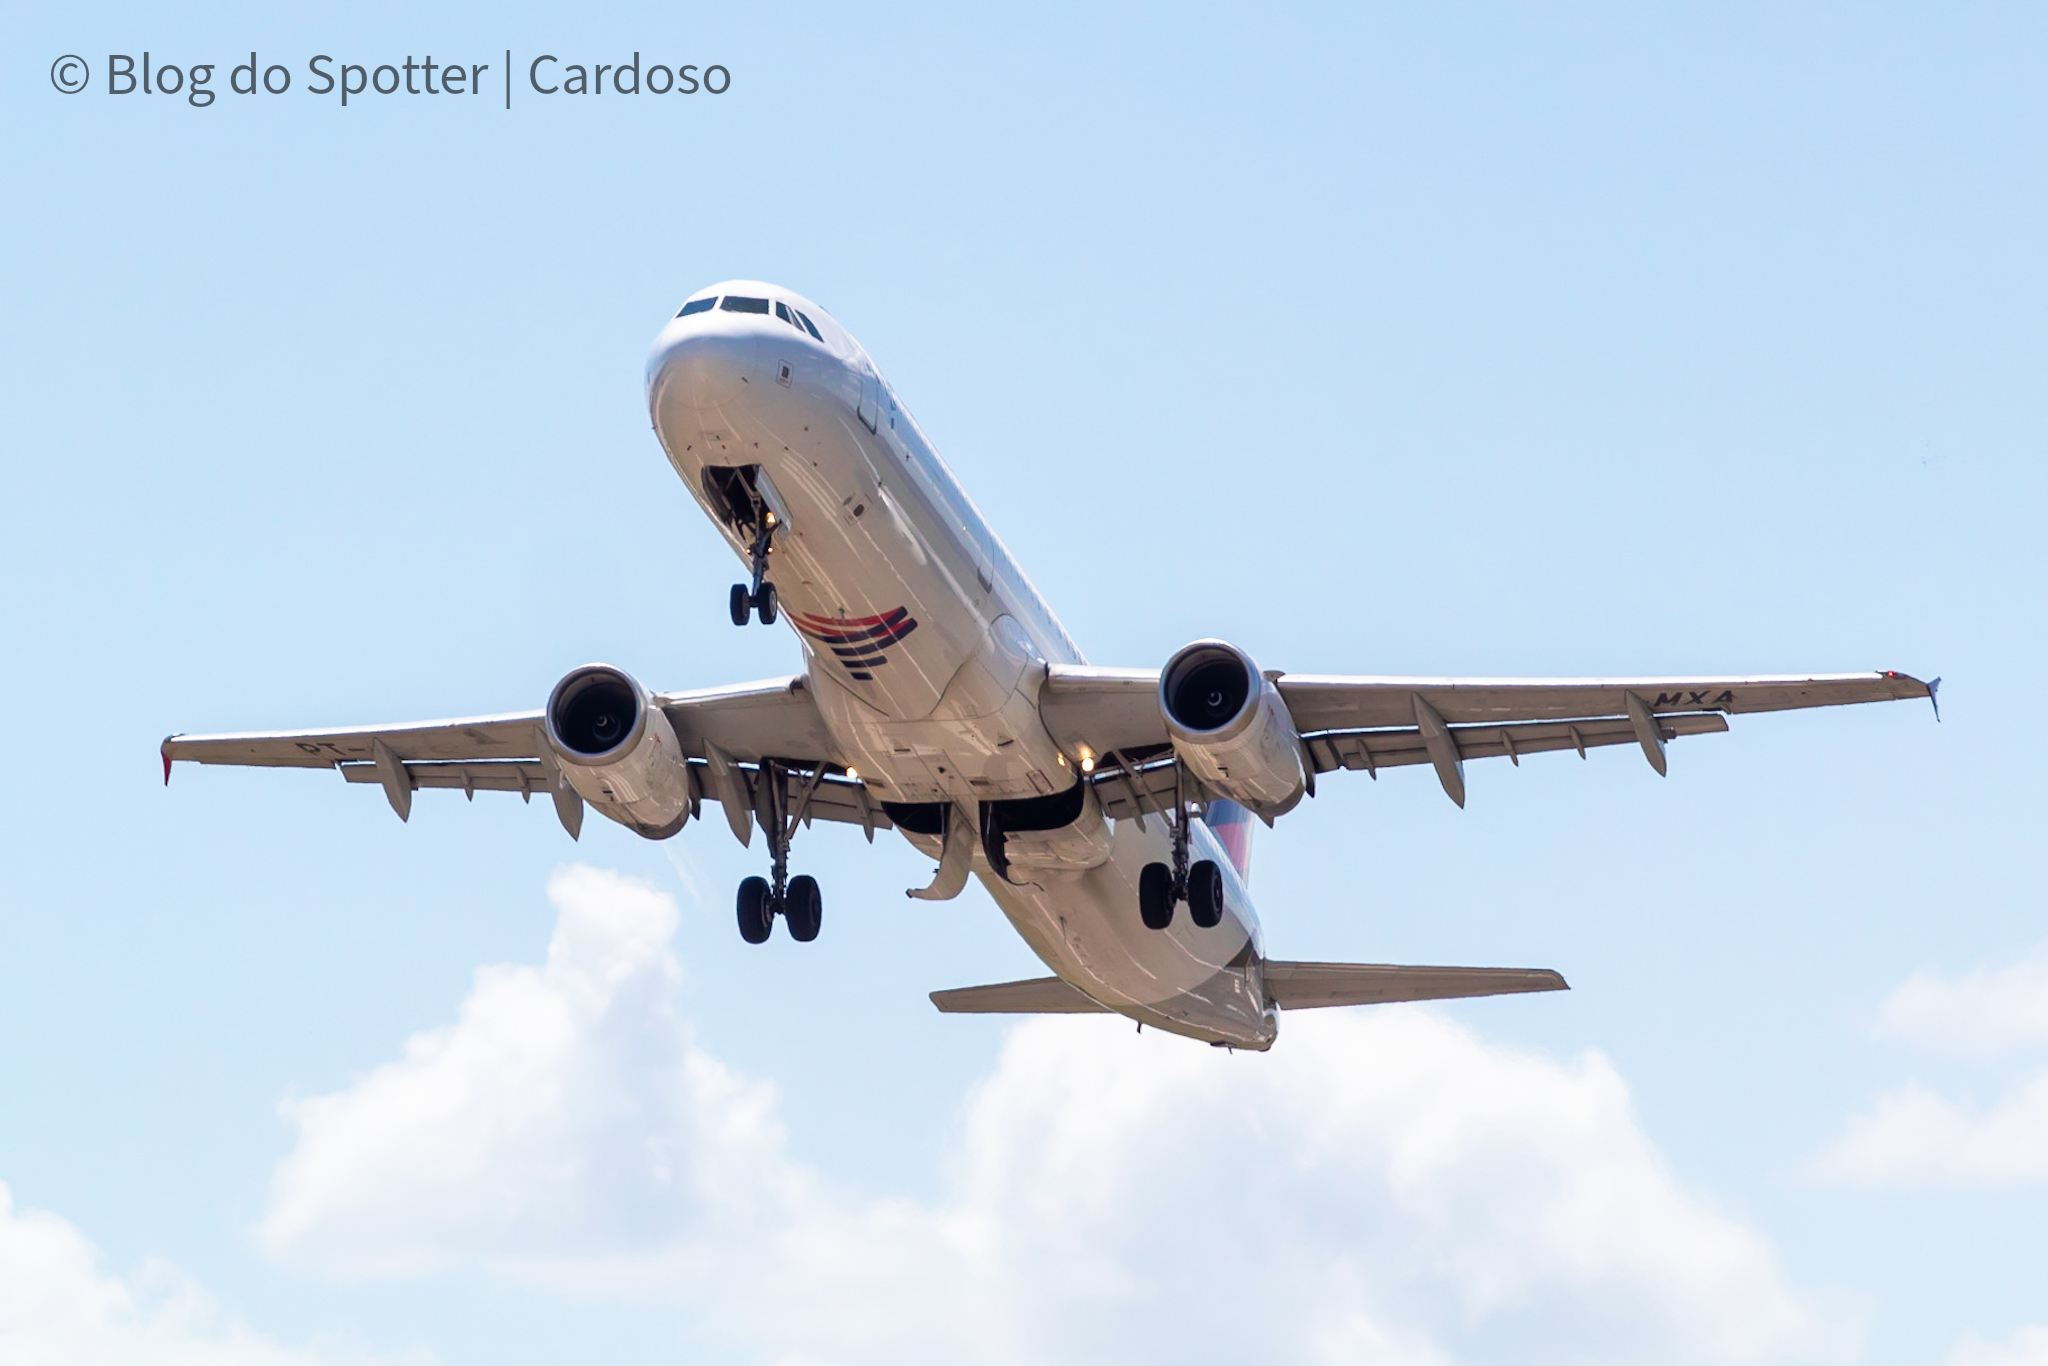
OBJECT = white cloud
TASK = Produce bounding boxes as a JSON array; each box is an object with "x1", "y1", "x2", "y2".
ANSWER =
[
  {"x1": 1814, "y1": 1075, "x2": 2048, "y2": 1185},
  {"x1": 1815, "y1": 948, "x2": 2048, "y2": 1186},
  {"x1": 1948, "y1": 1326, "x2": 2048, "y2": 1366},
  {"x1": 0, "y1": 1180, "x2": 407, "y2": 1366},
  {"x1": 1875, "y1": 949, "x2": 2048, "y2": 1056},
  {"x1": 258, "y1": 864, "x2": 805, "y2": 1280},
  {"x1": 260, "y1": 865, "x2": 1846, "y2": 1365}
]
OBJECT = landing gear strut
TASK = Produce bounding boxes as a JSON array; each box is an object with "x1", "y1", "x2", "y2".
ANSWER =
[
  {"x1": 733, "y1": 759, "x2": 827, "y2": 944},
  {"x1": 730, "y1": 516, "x2": 779, "y2": 626},
  {"x1": 1139, "y1": 759, "x2": 1224, "y2": 931}
]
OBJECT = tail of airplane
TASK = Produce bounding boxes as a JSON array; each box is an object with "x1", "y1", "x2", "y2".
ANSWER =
[
  {"x1": 930, "y1": 962, "x2": 1567, "y2": 1015},
  {"x1": 1259, "y1": 962, "x2": 1567, "y2": 1008},
  {"x1": 1205, "y1": 798, "x2": 1256, "y2": 879}
]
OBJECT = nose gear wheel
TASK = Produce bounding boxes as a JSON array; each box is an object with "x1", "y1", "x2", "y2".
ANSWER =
[{"x1": 729, "y1": 514, "x2": 780, "y2": 627}]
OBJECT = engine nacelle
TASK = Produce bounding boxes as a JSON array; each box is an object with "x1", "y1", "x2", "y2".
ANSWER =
[
  {"x1": 544, "y1": 664, "x2": 693, "y2": 839},
  {"x1": 1159, "y1": 640, "x2": 1308, "y2": 819}
]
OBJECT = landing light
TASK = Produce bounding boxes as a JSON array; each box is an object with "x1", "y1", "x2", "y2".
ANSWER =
[
  {"x1": 847, "y1": 766, "x2": 860, "y2": 781},
  {"x1": 1080, "y1": 755, "x2": 1095, "y2": 774}
]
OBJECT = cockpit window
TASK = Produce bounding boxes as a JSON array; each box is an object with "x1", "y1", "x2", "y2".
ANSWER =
[
  {"x1": 720, "y1": 296, "x2": 771, "y2": 314},
  {"x1": 793, "y1": 309, "x2": 824, "y2": 342},
  {"x1": 774, "y1": 301, "x2": 812, "y2": 336},
  {"x1": 677, "y1": 297, "x2": 717, "y2": 317}
]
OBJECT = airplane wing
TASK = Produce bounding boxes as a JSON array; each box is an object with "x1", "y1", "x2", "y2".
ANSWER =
[
  {"x1": 161, "y1": 675, "x2": 888, "y2": 839},
  {"x1": 1042, "y1": 667, "x2": 1936, "y2": 812}
]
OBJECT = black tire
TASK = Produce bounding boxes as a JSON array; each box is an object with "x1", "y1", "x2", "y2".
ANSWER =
[
  {"x1": 730, "y1": 583, "x2": 753, "y2": 627},
  {"x1": 736, "y1": 876, "x2": 773, "y2": 943},
  {"x1": 754, "y1": 581, "x2": 779, "y2": 626},
  {"x1": 784, "y1": 874, "x2": 822, "y2": 942},
  {"x1": 1139, "y1": 861, "x2": 1175, "y2": 930},
  {"x1": 1188, "y1": 859, "x2": 1225, "y2": 929}
]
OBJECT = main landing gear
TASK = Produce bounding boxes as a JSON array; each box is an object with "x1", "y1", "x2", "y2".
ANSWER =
[
  {"x1": 1139, "y1": 761, "x2": 1225, "y2": 932},
  {"x1": 737, "y1": 872, "x2": 819, "y2": 943},
  {"x1": 730, "y1": 515, "x2": 780, "y2": 626},
  {"x1": 735, "y1": 759, "x2": 826, "y2": 944}
]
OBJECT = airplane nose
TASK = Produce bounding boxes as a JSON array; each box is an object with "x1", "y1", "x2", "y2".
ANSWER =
[{"x1": 647, "y1": 329, "x2": 762, "y2": 412}]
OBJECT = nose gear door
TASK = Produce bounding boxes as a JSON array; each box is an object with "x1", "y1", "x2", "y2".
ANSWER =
[{"x1": 857, "y1": 370, "x2": 881, "y2": 432}]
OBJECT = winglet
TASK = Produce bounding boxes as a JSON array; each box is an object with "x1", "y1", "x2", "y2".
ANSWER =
[
  {"x1": 1929, "y1": 676, "x2": 1942, "y2": 722},
  {"x1": 161, "y1": 737, "x2": 177, "y2": 786}
]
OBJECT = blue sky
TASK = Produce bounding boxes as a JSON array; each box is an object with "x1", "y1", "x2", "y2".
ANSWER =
[{"x1": 3, "y1": 3, "x2": 2045, "y2": 1363}]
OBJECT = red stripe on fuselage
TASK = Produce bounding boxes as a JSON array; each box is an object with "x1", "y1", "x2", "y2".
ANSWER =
[
  {"x1": 792, "y1": 607, "x2": 915, "y2": 647},
  {"x1": 792, "y1": 608, "x2": 903, "y2": 629}
]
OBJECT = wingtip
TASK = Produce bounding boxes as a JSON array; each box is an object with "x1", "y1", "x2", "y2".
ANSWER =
[{"x1": 160, "y1": 737, "x2": 177, "y2": 786}]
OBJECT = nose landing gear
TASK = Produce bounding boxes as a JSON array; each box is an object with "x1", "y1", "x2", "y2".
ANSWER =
[
  {"x1": 733, "y1": 760, "x2": 828, "y2": 944},
  {"x1": 730, "y1": 581, "x2": 778, "y2": 626},
  {"x1": 730, "y1": 515, "x2": 780, "y2": 626}
]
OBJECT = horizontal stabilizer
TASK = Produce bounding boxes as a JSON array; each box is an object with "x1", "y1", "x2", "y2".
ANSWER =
[
  {"x1": 930, "y1": 976, "x2": 1110, "y2": 1014},
  {"x1": 1264, "y1": 961, "x2": 1567, "y2": 1010}
]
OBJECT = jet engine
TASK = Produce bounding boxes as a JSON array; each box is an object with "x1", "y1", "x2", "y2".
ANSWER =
[
  {"x1": 543, "y1": 664, "x2": 694, "y2": 838},
  {"x1": 1158, "y1": 640, "x2": 1308, "y2": 819}
]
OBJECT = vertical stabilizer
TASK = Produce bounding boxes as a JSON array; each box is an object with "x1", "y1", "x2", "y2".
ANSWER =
[{"x1": 1205, "y1": 798, "x2": 1255, "y2": 880}]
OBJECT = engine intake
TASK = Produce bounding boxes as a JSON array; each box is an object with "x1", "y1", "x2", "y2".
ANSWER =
[
  {"x1": 544, "y1": 664, "x2": 693, "y2": 838},
  {"x1": 1159, "y1": 640, "x2": 1307, "y2": 818}
]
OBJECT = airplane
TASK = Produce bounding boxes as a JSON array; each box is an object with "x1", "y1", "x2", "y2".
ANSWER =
[{"x1": 162, "y1": 280, "x2": 1937, "y2": 1050}]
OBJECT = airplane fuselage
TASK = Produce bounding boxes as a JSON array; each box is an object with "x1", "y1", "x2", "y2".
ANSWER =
[{"x1": 646, "y1": 281, "x2": 1277, "y2": 1049}]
